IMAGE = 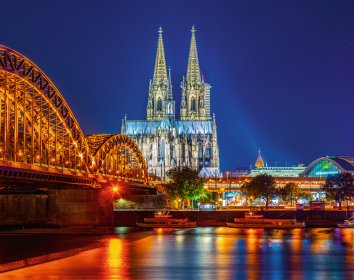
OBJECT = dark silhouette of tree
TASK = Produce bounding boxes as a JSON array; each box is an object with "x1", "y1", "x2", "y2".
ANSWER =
[
  {"x1": 166, "y1": 166, "x2": 205, "y2": 209},
  {"x1": 241, "y1": 174, "x2": 276, "y2": 209},
  {"x1": 298, "y1": 191, "x2": 313, "y2": 201},
  {"x1": 278, "y1": 182, "x2": 301, "y2": 206},
  {"x1": 322, "y1": 173, "x2": 354, "y2": 210},
  {"x1": 240, "y1": 181, "x2": 258, "y2": 205}
]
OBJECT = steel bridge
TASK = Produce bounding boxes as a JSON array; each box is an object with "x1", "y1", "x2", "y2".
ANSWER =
[{"x1": 0, "y1": 45, "x2": 149, "y2": 189}]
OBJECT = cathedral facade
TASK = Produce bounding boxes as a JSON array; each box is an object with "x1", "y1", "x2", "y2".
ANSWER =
[{"x1": 121, "y1": 26, "x2": 220, "y2": 179}]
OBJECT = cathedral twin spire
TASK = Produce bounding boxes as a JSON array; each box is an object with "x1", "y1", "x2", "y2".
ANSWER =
[
  {"x1": 147, "y1": 26, "x2": 210, "y2": 121},
  {"x1": 147, "y1": 27, "x2": 174, "y2": 121},
  {"x1": 153, "y1": 27, "x2": 168, "y2": 84},
  {"x1": 181, "y1": 26, "x2": 210, "y2": 121},
  {"x1": 186, "y1": 26, "x2": 201, "y2": 84}
]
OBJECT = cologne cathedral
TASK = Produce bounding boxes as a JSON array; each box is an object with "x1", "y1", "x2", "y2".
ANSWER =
[{"x1": 121, "y1": 26, "x2": 220, "y2": 179}]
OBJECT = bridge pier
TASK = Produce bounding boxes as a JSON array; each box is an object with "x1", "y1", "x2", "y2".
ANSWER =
[
  {"x1": 0, "y1": 188, "x2": 114, "y2": 228},
  {"x1": 47, "y1": 188, "x2": 113, "y2": 227}
]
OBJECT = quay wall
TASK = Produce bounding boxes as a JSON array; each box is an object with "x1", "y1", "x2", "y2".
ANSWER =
[
  {"x1": 114, "y1": 210, "x2": 352, "y2": 227},
  {"x1": 0, "y1": 188, "x2": 113, "y2": 228}
]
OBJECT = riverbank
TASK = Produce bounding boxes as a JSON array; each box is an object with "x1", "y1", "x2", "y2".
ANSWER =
[
  {"x1": 0, "y1": 233, "x2": 105, "y2": 273},
  {"x1": 0, "y1": 209, "x2": 352, "y2": 273},
  {"x1": 115, "y1": 209, "x2": 353, "y2": 227}
]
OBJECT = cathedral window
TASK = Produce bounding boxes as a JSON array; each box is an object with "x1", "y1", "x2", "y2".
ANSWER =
[
  {"x1": 181, "y1": 143, "x2": 185, "y2": 161},
  {"x1": 191, "y1": 97, "x2": 196, "y2": 112},
  {"x1": 205, "y1": 145, "x2": 212, "y2": 167},
  {"x1": 198, "y1": 144, "x2": 203, "y2": 169},
  {"x1": 198, "y1": 144, "x2": 203, "y2": 159},
  {"x1": 158, "y1": 139, "x2": 165, "y2": 161},
  {"x1": 157, "y1": 98, "x2": 162, "y2": 112}
]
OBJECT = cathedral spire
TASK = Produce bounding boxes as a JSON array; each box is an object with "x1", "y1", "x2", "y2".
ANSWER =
[
  {"x1": 147, "y1": 27, "x2": 174, "y2": 121},
  {"x1": 186, "y1": 25, "x2": 201, "y2": 84},
  {"x1": 153, "y1": 26, "x2": 168, "y2": 84}
]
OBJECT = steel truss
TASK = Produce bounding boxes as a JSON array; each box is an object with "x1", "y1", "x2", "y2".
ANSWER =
[
  {"x1": 0, "y1": 45, "x2": 147, "y2": 180},
  {"x1": 87, "y1": 134, "x2": 148, "y2": 179}
]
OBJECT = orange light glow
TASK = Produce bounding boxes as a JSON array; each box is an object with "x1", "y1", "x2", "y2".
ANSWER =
[{"x1": 108, "y1": 238, "x2": 122, "y2": 268}]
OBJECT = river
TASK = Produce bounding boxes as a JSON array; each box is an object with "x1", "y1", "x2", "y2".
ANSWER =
[{"x1": 1, "y1": 227, "x2": 353, "y2": 279}]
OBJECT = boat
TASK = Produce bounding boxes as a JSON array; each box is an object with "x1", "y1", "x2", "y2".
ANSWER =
[
  {"x1": 337, "y1": 215, "x2": 354, "y2": 228},
  {"x1": 226, "y1": 212, "x2": 305, "y2": 229},
  {"x1": 136, "y1": 211, "x2": 197, "y2": 228}
]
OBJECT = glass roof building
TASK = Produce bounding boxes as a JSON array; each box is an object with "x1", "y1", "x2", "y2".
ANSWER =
[{"x1": 302, "y1": 156, "x2": 354, "y2": 178}]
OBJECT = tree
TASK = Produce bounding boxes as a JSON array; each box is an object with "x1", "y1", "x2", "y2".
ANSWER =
[
  {"x1": 240, "y1": 181, "x2": 258, "y2": 205},
  {"x1": 322, "y1": 173, "x2": 354, "y2": 210},
  {"x1": 278, "y1": 183, "x2": 301, "y2": 206},
  {"x1": 166, "y1": 166, "x2": 205, "y2": 209},
  {"x1": 298, "y1": 191, "x2": 312, "y2": 202},
  {"x1": 240, "y1": 174, "x2": 276, "y2": 209}
]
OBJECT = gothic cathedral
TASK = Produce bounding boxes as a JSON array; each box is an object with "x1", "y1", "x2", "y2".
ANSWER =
[{"x1": 121, "y1": 26, "x2": 220, "y2": 179}]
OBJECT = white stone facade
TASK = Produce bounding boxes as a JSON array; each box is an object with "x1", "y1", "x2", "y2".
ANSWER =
[{"x1": 121, "y1": 27, "x2": 219, "y2": 179}]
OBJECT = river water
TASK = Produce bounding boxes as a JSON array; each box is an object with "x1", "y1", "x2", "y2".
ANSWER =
[{"x1": 2, "y1": 227, "x2": 353, "y2": 279}]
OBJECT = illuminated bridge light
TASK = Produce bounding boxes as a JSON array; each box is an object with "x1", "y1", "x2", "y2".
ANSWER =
[{"x1": 0, "y1": 45, "x2": 148, "y2": 183}]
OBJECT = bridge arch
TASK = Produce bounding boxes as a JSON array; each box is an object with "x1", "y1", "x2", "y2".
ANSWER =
[
  {"x1": 0, "y1": 45, "x2": 148, "y2": 181},
  {"x1": 87, "y1": 134, "x2": 148, "y2": 180},
  {"x1": 0, "y1": 45, "x2": 90, "y2": 172}
]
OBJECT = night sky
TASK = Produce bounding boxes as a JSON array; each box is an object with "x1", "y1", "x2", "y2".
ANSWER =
[{"x1": 2, "y1": 1, "x2": 354, "y2": 171}]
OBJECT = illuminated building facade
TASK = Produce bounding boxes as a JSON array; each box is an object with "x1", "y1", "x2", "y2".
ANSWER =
[
  {"x1": 121, "y1": 27, "x2": 220, "y2": 179},
  {"x1": 250, "y1": 166, "x2": 306, "y2": 177},
  {"x1": 302, "y1": 156, "x2": 354, "y2": 178},
  {"x1": 249, "y1": 150, "x2": 306, "y2": 177},
  {"x1": 254, "y1": 149, "x2": 265, "y2": 168}
]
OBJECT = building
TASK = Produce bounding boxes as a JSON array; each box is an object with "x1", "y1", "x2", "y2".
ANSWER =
[
  {"x1": 204, "y1": 154, "x2": 354, "y2": 206},
  {"x1": 302, "y1": 156, "x2": 354, "y2": 178},
  {"x1": 249, "y1": 150, "x2": 306, "y2": 177},
  {"x1": 250, "y1": 166, "x2": 306, "y2": 177},
  {"x1": 121, "y1": 27, "x2": 220, "y2": 179},
  {"x1": 254, "y1": 149, "x2": 265, "y2": 168}
]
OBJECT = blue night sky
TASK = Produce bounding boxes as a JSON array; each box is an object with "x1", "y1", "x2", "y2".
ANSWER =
[{"x1": 2, "y1": 1, "x2": 354, "y2": 171}]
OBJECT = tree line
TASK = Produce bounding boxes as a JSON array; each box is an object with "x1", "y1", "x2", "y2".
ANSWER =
[{"x1": 163, "y1": 167, "x2": 354, "y2": 210}]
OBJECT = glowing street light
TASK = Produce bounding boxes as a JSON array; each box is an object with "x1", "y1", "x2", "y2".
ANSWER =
[{"x1": 112, "y1": 185, "x2": 119, "y2": 193}]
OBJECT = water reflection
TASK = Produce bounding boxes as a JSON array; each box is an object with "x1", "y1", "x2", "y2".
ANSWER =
[{"x1": 1, "y1": 228, "x2": 353, "y2": 279}]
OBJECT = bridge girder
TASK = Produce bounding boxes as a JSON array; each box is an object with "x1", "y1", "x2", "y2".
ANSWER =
[
  {"x1": 0, "y1": 45, "x2": 147, "y2": 181},
  {"x1": 87, "y1": 134, "x2": 148, "y2": 180}
]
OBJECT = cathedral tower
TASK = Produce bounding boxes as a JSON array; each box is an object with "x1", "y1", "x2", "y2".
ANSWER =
[
  {"x1": 123, "y1": 26, "x2": 220, "y2": 180},
  {"x1": 180, "y1": 26, "x2": 211, "y2": 120},
  {"x1": 147, "y1": 27, "x2": 175, "y2": 121}
]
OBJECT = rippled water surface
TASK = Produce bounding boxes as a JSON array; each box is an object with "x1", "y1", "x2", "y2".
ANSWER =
[{"x1": 2, "y1": 227, "x2": 354, "y2": 279}]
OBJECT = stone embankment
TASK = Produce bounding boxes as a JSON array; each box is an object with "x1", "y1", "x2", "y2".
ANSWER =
[{"x1": 114, "y1": 209, "x2": 352, "y2": 227}]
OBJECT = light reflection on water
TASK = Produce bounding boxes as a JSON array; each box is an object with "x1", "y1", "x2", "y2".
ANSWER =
[{"x1": 2, "y1": 227, "x2": 353, "y2": 279}]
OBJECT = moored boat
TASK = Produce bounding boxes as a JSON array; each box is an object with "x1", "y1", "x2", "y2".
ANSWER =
[
  {"x1": 227, "y1": 212, "x2": 305, "y2": 229},
  {"x1": 337, "y1": 215, "x2": 354, "y2": 228},
  {"x1": 137, "y1": 212, "x2": 197, "y2": 228}
]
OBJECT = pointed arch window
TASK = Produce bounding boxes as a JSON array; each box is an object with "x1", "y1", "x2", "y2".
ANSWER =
[
  {"x1": 158, "y1": 139, "x2": 165, "y2": 161},
  {"x1": 157, "y1": 98, "x2": 162, "y2": 112},
  {"x1": 191, "y1": 97, "x2": 196, "y2": 112},
  {"x1": 205, "y1": 144, "x2": 212, "y2": 167},
  {"x1": 198, "y1": 144, "x2": 203, "y2": 169},
  {"x1": 181, "y1": 143, "x2": 186, "y2": 161}
]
